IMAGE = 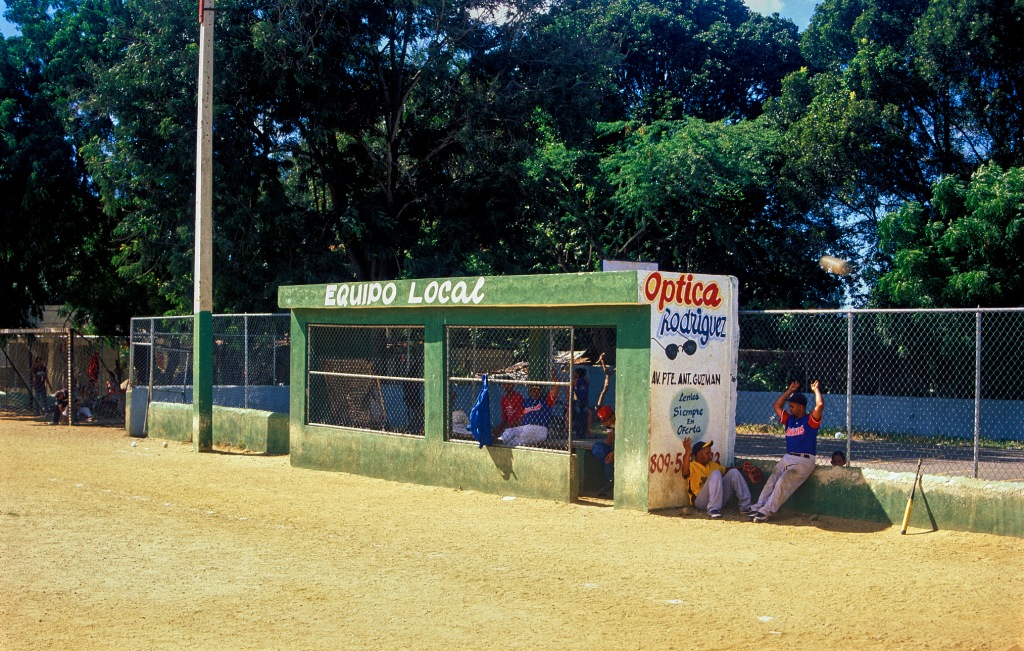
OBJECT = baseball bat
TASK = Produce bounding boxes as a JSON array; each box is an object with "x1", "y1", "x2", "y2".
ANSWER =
[{"x1": 900, "y1": 458, "x2": 923, "y2": 535}]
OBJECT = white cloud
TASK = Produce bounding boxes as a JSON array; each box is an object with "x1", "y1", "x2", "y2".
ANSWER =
[{"x1": 744, "y1": 0, "x2": 786, "y2": 15}]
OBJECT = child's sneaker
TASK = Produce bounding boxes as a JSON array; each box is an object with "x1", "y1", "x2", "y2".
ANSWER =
[
  {"x1": 752, "y1": 511, "x2": 771, "y2": 523},
  {"x1": 708, "y1": 508, "x2": 722, "y2": 519}
]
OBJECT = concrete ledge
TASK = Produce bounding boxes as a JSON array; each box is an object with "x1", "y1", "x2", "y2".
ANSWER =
[
  {"x1": 146, "y1": 402, "x2": 289, "y2": 454},
  {"x1": 743, "y1": 459, "x2": 1024, "y2": 538}
]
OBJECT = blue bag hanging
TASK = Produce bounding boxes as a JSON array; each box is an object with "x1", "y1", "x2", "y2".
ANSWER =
[{"x1": 469, "y1": 374, "x2": 493, "y2": 448}]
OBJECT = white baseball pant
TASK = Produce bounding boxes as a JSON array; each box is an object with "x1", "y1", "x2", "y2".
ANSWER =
[
  {"x1": 750, "y1": 453, "x2": 816, "y2": 516},
  {"x1": 498, "y1": 424, "x2": 548, "y2": 447},
  {"x1": 694, "y1": 468, "x2": 752, "y2": 512}
]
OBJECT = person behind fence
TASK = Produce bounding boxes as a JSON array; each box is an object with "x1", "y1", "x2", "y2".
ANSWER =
[
  {"x1": 682, "y1": 437, "x2": 753, "y2": 519},
  {"x1": 31, "y1": 357, "x2": 50, "y2": 415},
  {"x1": 49, "y1": 388, "x2": 69, "y2": 425},
  {"x1": 492, "y1": 382, "x2": 524, "y2": 437},
  {"x1": 831, "y1": 450, "x2": 846, "y2": 467},
  {"x1": 101, "y1": 371, "x2": 124, "y2": 417},
  {"x1": 591, "y1": 405, "x2": 615, "y2": 496},
  {"x1": 450, "y1": 391, "x2": 471, "y2": 437},
  {"x1": 570, "y1": 367, "x2": 591, "y2": 439},
  {"x1": 78, "y1": 379, "x2": 98, "y2": 416},
  {"x1": 748, "y1": 380, "x2": 824, "y2": 523},
  {"x1": 496, "y1": 377, "x2": 559, "y2": 447}
]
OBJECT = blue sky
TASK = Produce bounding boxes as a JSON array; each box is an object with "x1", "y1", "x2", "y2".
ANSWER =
[
  {"x1": 1, "y1": 1, "x2": 18, "y2": 38},
  {"x1": 1, "y1": 0, "x2": 820, "y2": 39}
]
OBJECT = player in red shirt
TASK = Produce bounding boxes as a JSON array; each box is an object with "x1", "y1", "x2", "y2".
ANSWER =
[{"x1": 493, "y1": 382, "x2": 523, "y2": 435}]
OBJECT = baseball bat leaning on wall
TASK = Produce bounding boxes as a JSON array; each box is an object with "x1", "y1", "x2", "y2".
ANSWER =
[{"x1": 900, "y1": 458, "x2": 923, "y2": 535}]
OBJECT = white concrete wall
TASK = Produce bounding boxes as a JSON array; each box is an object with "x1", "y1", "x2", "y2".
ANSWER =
[{"x1": 737, "y1": 391, "x2": 1024, "y2": 440}]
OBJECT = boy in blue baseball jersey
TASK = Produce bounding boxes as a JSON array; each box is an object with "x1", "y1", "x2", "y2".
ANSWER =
[{"x1": 748, "y1": 380, "x2": 824, "y2": 522}]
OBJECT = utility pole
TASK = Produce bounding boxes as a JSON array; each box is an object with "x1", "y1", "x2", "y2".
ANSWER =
[{"x1": 193, "y1": 0, "x2": 214, "y2": 451}]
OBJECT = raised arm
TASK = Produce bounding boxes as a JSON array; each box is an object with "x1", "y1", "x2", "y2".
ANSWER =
[
  {"x1": 773, "y1": 381, "x2": 801, "y2": 420},
  {"x1": 810, "y1": 380, "x2": 824, "y2": 422},
  {"x1": 546, "y1": 370, "x2": 561, "y2": 406},
  {"x1": 682, "y1": 436, "x2": 693, "y2": 478}
]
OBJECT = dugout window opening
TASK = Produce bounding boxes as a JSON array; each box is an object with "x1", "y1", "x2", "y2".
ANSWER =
[
  {"x1": 306, "y1": 324, "x2": 425, "y2": 436},
  {"x1": 446, "y1": 326, "x2": 617, "y2": 453}
]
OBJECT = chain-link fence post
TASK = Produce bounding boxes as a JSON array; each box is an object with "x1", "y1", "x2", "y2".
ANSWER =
[
  {"x1": 244, "y1": 314, "x2": 250, "y2": 410},
  {"x1": 67, "y1": 328, "x2": 74, "y2": 427},
  {"x1": 974, "y1": 310, "x2": 982, "y2": 478},
  {"x1": 846, "y1": 311, "x2": 853, "y2": 464},
  {"x1": 147, "y1": 318, "x2": 155, "y2": 433}
]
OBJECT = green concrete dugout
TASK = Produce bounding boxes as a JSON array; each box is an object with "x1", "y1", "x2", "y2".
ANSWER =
[{"x1": 279, "y1": 271, "x2": 666, "y2": 510}]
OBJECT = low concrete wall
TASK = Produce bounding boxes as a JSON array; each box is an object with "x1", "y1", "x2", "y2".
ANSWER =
[
  {"x1": 124, "y1": 386, "x2": 290, "y2": 437},
  {"x1": 742, "y1": 459, "x2": 1024, "y2": 538},
  {"x1": 290, "y1": 425, "x2": 575, "y2": 502},
  {"x1": 145, "y1": 402, "x2": 289, "y2": 454}
]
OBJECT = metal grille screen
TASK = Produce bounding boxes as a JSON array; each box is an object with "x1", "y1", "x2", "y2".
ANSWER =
[
  {"x1": 447, "y1": 326, "x2": 616, "y2": 452},
  {"x1": 307, "y1": 325, "x2": 425, "y2": 436}
]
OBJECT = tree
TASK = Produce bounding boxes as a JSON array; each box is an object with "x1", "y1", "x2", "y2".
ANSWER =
[
  {"x1": 571, "y1": 0, "x2": 802, "y2": 121},
  {"x1": 876, "y1": 163, "x2": 1024, "y2": 307},
  {"x1": 0, "y1": 24, "x2": 133, "y2": 330},
  {"x1": 598, "y1": 118, "x2": 845, "y2": 306}
]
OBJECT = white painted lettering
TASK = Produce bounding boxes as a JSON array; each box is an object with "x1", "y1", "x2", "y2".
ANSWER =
[
  {"x1": 424, "y1": 281, "x2": 439, "y2": 303},
  {"x1": 368, "y1": 283, "x2": 382, "y2": 303},
  {"x1": 438, "y1": 280, "x2": 452, "y2": 304},
  {"x1": 382, "y1": 283, "x2": 397, "y2": 305},
  {"x1": 468, "y1": 277, "x2": 486, "y2": 304},
  {"x1": 325, "y1": 284, "x2": 337, "y2": 306},
  {"x1": 337, "y1": 284, "x2": 350, "y2": 307},
  {"x1": 452, "y1": 281, "x2": 468, "y2": 304},
  {"x1": 408, "y1": 282, "x2": 423, "y2": 304}
]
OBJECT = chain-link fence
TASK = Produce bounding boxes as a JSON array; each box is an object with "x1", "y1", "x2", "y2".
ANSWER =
[
  {"x1": 0, "y1": 329, "x2": 128, "y2": 425},
  {"x1": 306, "y1": 324, "x2": 425, "y2": 435},
  {"x1": 446, "y1": 326, "x2": 617, "y2": 452},
  {"x1": 736, "y1": 308, "x2": 1024, "y2": 481},
  {"x1": 129, "y1": 314, "x2": 290, "y2": 417}
]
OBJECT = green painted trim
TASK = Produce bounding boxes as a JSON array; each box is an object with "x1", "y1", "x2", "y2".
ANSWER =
[
  {"x1": 742, "y1": 460, "x2": 1024, "y2": 538},
  {"x1": 278, "y1": 271, "x2": 643, "y2": 310},
  {"x1": 610, "y1": 308, "x2": 651, "y2": 511},
  {"x1": 193, "y1": 310, "x2": 213, "y2": 451}
]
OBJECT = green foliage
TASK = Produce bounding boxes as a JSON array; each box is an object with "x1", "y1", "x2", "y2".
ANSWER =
[
  {"x1": 775, "y1": 0, "x2": 1024, "y2": 298},
  {"x1": 8, "y1": 0, "x2": 1021, "y2": 322},
  {"x1": 0, "y1": 18, "x2": 152, "y2": 332},
  {"x1": 599, "y1": 118, "x2": 844, "y2": 306},
  {"x1": 877, "y1": 164, "x2": 1024, "y2": 307},
  {"x1": 573, "y1": 0, "x2": 801, "y2": 121}
]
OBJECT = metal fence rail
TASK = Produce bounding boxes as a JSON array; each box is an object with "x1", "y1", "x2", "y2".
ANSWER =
[
  {"x1": 736, "y1": 308, "x2": 1024, "y2": 481},
  {"x1": 0, "y1": 329, "x2": 128, "y2": 425}
]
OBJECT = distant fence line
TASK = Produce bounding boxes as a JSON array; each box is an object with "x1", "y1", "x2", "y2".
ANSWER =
[
  {"x1": 123, "y1": 307, "x2": 1024, "y2": 481},
  {"x1": 737, "y1": 307, "x2": 1024, "y2": 480},
  {"x1": 0, "y1": 328, "x2": 128, "y2": 425},
  {"x1": 128, "y1": 315, "x2": 290, "y2": 433}
]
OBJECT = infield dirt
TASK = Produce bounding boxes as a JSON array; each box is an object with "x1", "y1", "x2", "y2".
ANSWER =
[{"x1": 2, "y1": 419, "x2": 1022, "y2": 650}]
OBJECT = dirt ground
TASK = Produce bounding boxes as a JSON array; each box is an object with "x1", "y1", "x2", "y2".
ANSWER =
[{"x1": 2, "y1": 420, "x2": 1022, "y2": 651}]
